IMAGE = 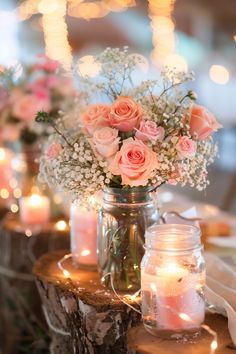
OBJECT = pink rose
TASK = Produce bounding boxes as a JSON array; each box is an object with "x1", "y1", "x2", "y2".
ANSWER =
[
  {"x1": 189, "y1": 105, "x2": 222, "y2": 140},
  {"x1": 135, "y1": 121, "x2": 165, "y2": 142},
  {"x1": 81, "y1": 104, "x2": 111, "y2": 135},
  {"x1": 47, "y1": 143, "x2": 62, "y2": 159},
  {"x1": 12, "y1": 93, "x2": 51, "y2": 122},
  {"x1": 109, "y1": 138, "x2": 158, "y2": 187},
  {"x1": 92, "y1": 127, "x2": 120, "y2": 158},
  {"x1": 109, "y1": 97, "x2": 142, "y2": 132},
  {"x1": 176, "y1": 136, "x2": 197, "y2": 159}
]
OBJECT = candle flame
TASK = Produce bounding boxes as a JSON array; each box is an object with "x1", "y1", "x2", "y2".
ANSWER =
[
  {"x1": 81, "y1": 249, "x2": 91, "y2": 256},
  {"x1": 29, "y1": 194, "x2": 43, "y2": 205},
  {"x1": 179, "y1": 313, "x2": 191, "y2": 322}
]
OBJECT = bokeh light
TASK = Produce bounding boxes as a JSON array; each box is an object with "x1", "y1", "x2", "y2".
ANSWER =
[{"x1": 209, "y1": 65, "x2": 230, "y2": 85}]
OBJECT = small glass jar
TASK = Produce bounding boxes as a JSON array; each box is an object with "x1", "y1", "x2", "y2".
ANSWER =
[{"x1": 141, "y1": 224, "x2": 205, "y2": 338}]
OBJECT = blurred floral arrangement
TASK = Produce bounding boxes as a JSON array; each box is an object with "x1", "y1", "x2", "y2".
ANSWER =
[
  {"x1": 0, "y1": 55, "x2": 76, "y2": 145},
  {"x1": 37, "y1": 48, "x2": 222, "y2": 203}
]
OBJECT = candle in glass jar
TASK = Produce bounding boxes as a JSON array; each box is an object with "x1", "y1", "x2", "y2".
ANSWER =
[
  {"x1": 70, "y1": 203, "x2": 97, "y2": 266},
  {"x1": 19, "y1": 194, "x2": 50, "y2": 224},
  {"x1": 0, "y1": 148, "x2": 13, "y2": 196},
  {"x1": 141, "y1": 224, "x2": 205, "y2": 336},
  {"x1": 142, "y1": 263, "x2": 205, "y2": 331}
]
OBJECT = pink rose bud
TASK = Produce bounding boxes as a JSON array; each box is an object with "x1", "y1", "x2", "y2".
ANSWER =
[
  {"x1": 109, "y1": 97, "x2": 142, "y2": 132},
  {"x1": 109, "y1": 138, "x2": 158, "y2": 187},
  {"x1": 135, "y1": 121, "x2": 165, "y2": 142},
  {"x1": 92, "y1": 127, "x2": 120, "y2": 158},
  {"x1": 12, "y1": 93, "x2": 51, "y2": 122},
  {"x1": 189, "y1": 105, "x2": 222, "y2": 140},
  {"x1": 81, "y1": 104, "x2": 111, "y2": 136},
  {"x1": 47, "y1": 143, "x2": 62, "y2": 160},
  {"x1": 176, "y1": 136, "x2": 197, "y2": 159}
]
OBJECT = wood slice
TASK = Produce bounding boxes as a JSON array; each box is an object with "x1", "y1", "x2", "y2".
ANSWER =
[
  {"x1": 33, "y1": 250, "x2": 142, "y2": 354},
  {"x1": 128, "y1": 313, "x2": 235, "y2": 354},
  {"x1": 0, "y1": 214, "x2": 70, "y2": 353}
]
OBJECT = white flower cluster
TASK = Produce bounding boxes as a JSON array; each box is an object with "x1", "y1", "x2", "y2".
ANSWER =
[{"x1": 39, "y1": 48, "x2": 220, "y2": 202}]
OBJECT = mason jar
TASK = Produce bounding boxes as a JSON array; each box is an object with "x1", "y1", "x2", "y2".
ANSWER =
[
  {"x1": 98, "y1": 187, "x2": 160, "y2": 291},
  {"x1": 141, "y1": 224, "x2": 205, "y2": 338}
]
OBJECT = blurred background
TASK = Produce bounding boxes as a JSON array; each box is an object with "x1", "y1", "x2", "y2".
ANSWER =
[{"x1": 0, "y1": 0, "x2": 236, "y2": 212}]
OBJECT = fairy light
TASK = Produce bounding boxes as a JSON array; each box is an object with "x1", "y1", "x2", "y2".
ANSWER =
[
  {"x1": 0, "y1": 189, "x2": 9, "y2": 199},
  {"x1": 9, "y1": 178, "x2": 18, "y2": 189},
  {"x1": 148, "y1": 0, "x2": 187, "y2": 71},
  {"x1": 25, "y1": 229, "x2": 32, "y2": 237},
  {"x1": 13, "y1": 188, "x2": 22, "y2": 199},
  {"x1": 57, "y1": 253, "x2": 72, "y2": 278},
  {"x1": 41, "y1": 0, "x2": 72, "y2": 70},
  {"x1": 148, "y1": 0, "x2": 176, "y2": 67},
  {"x1": 10, "y1": 203, "x2": 19, "y2": 213},
  {"x1": 55, "y1": 220, "x2": 67, "y2": 231}
]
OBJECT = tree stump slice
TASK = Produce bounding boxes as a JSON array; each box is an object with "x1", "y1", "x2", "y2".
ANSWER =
[
  {"x1": 0, "y1": 214, "x2": 70, "y2": 353},
  {"x1": 128, "y1": 313, "x2": 235, "y2": 354},
  {"x1": 33, "y1": 250, "x2": 142, "y2": 354}
]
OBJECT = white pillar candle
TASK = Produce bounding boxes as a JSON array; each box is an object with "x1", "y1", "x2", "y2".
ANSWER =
[
  {"x1": 142, "y1": 263, "x2": 205, "y2": 331},
  {"x1": 20, "y1": 194, "x2": 50, "y2": 225},
  {"x1": 70, "y1": 203, "x2": 97, "y2": 266}
]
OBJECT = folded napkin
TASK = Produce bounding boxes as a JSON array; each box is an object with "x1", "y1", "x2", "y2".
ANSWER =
[
  {"x1": 205, "y1": 252, "x2": 236, "y2": 345},
  {"x1": 207, "y1": 236, "x2": 236, "y2": 249}
]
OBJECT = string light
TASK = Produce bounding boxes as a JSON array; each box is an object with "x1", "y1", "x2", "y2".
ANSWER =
[
  {"x1": 148, "y1": 0, "x2": 187, "y2": 71},
  {"x1": 57, "y1": 253, "x2": 72, "y2": 278},
  {"x1": 41, "y1": 0, "x2": 72, "y2": 70},
  {"x1": 25, "y1": 229, "x2": 32, "y2": 237},
  {"x1": 13, "y1": 188, "x2": 22, "y2": 199},
  {"x1": 0, "y1": 189, "x2": 9, "y2": 199},
  {"x1": 57, "y1": 257, "x2": 218, "y2": 354},
  {"x1": 10, "y1": 204, "x2": 19, "y2": 213},
  {"x1": 55, "y1": 220, "x2": 67, "y2": 231}
]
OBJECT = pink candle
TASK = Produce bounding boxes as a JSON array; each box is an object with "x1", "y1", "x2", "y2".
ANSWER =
[
  {"x1": 142, "y1": 263, "x2": 205, "y2": 331},
  {"x1": 0, "y1": 148, "x2": 13, "y2": 198},
  {"x1": 20, "y1": 194, "x2": 50, "y2": 225},
  {"x1": 70, "y1": 203, "x2": 98, "y2": 266}
]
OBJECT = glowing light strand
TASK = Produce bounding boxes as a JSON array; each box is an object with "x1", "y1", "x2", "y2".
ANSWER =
[{"x1": 57, "y1": 255, "x2": 218, "y2": 351}]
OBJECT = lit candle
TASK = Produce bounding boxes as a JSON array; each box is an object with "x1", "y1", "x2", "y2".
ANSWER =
[
  {"x1": 142, "y1": 263, "x2": 205, "y2": 332},
  {"x1": 0, "y1": 148, "x2": 13, "y2": 198},
  {"x1": 19, "y1": 194, "x2": 50, "y2": 225},
  {"x1": 141, "y1": 224, "x2": 205, "y2": 336},
  {"x1": 70, "y1": 203, "x2": 97, "y2": 266}
]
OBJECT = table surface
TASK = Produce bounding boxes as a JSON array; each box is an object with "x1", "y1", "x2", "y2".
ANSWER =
[{"x1": 128, "y1": 313, "x2": 235, "y2": 354}]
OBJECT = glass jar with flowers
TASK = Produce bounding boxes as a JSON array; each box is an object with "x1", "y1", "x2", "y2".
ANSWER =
[{"x1": 36, "y1": 48, "x2": 221, "y2": 291}]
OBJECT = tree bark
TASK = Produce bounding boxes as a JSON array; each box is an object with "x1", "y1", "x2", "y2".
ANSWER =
[
  {"x1": 34, "y1": 250, "x2": 142, "y2": 354},
  {"x1": 0, "y1": 214, "x2": 70, "y2": 353}
]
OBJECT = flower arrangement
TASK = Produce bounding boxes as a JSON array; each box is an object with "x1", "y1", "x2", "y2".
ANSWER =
[
  {"x1": 37, "y1": 48, "x2": 221, "y2": 203},
  {"x1": 0, "y1": 55, "x2": 76, "y2": 145}
]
